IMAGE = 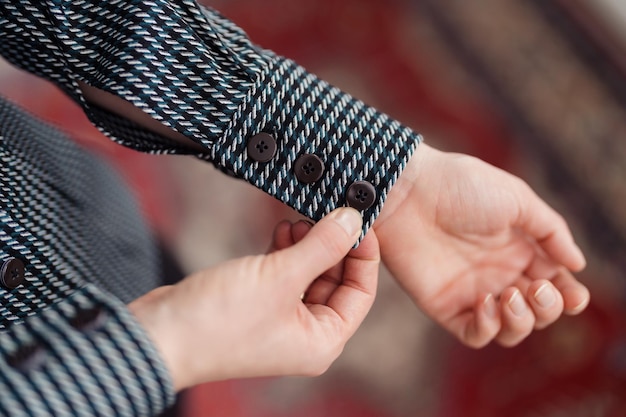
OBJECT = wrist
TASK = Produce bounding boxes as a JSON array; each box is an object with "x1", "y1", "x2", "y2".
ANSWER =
[
  {"x1": 376, "y1": 142, "x2": 433, "y2": 229},
  {"x1": 128, "y1": 287, "x2": 192, "y2": 392}
]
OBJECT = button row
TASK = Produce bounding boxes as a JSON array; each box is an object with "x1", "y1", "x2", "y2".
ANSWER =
[
  {"x1": 5, "y1": 305, "x2": 107, "y2": 372},
  {"x1": 246, "y1": 133, "x2": 377, "y2": 210}
]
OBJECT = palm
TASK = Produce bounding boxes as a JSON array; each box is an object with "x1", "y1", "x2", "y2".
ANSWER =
[{"x1": 375, "y1": 145, "x2": 588, "y2": 347}]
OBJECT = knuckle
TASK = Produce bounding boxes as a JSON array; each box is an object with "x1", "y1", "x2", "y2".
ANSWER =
[
  {"x1": 498, "y1": 326, "x2": 533, "y2": 348},
  {"x1": 465, "y1": 336, "x2": 491, "y2": 350},
  {"x1": 497, "y1": 338, "x2": 519, "y2": 348},
  {"x1": 497, "y1": 330, "x2": 529, "y2": 348},
  {"x1": 535, "y1": 309, "x2": 562, "y2": 330},
  {"x1": 462, "y1": 323, "x2": 498, "y2": 350},
  {"x1": 497, "y1": 321, "x2": 534, "y2": 348}
]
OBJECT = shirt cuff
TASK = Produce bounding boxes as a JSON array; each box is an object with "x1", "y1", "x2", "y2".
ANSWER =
[
  {"x1": 211, "y1": 56, "x2": 422, "y2": 238},
  {"x1": 0, "y1": 284, "x2": 176, "y2": 417}
]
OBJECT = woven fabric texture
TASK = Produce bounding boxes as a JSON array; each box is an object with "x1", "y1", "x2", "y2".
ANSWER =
[
  {"x1": 0, "y1": 284, "x2": 174, "y2": 417},
  {"x1": 0, "y1": 96, "x2": 175, "y2": 416},
  {"x1": 0, "y1": 0, "x2": 422, "y2": 236},
  {"x1": 0, "y1": 0, "x2": 423, "y2": 414}
]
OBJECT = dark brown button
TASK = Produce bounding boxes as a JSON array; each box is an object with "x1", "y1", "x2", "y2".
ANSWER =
[
  {"x1": 69, "y1": 306, "x2": 107, "y2": 333},
  {"x1": 6, "y1": 343, "x2": 46, "y2": 372},
  {"x1": 346, "y1": 181, "x2": 376, "y2": 211},
  {"x1": 247, "y1": 133, "x2": 277, "y2": 163},
  {"x1": 294, "y1": 154, "x2": 325, "y2": 183},
  {"x1": 1, "y1": 257, "x2": 25, "y2": 290}
]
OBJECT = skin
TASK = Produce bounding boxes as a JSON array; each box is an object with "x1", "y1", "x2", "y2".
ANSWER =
[
  {"x1": 129, "y1": 208, "x2": 380, "y2": 391},
  {"x1": 83, "y1": 84, "x2": 590, "y2": 387},
  {"x1": 374, "y1": 144, "x2": 589, "y2": 348},
  {"x1": 129, "y1": 144, "x2": 590, "y2": 390}
]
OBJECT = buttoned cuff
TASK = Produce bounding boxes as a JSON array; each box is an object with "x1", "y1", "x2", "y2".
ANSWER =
[
  {"x1": 211, "y1": 56, "x2": 422, "y2": 238},
  {"x1": 0, "y1": 284, "x2": 175, "y2": 417}
]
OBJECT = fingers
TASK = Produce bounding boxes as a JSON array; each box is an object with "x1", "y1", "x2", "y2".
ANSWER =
[
  {"x1": 449, "y1": 294, "x2": 500, "y2": 349},
  {"x1": 493, "y1": 287, "x2": 535, "y2": 346},
  {"x1": 285, "y1": 220, "x2": 345, "y2": 305},
  {"x1": 285, "y1": 216, "x2": 380, "y2": 336},
  {"x1": 269, "y1": 208, "x2": 363, "y2": 293},
  {"x1": 517, "y1": 186, "x2": 586, "y2": 272},
  {"x1": 451, "y1": 287, "x2": 535, "y2": 348},
  {"x1": 267, "y1": 220, "x2": 294, "y2": 253},
  {"x1": 292, "y1": 219, "x2": 379, "y2": 311},
  {"x1": 524, "y1": 251, "x2": 560, "y2": 281},
  {"x1": 524, "y1": 249, "x2": 590, "y2": 316},
  {"x1": 524, "y1": 251, "x2": 589, "y2": 316},
  {"x1": 289, "y1": 221, "x2": 345, "y2": 304},
  {"x1": 551, "y1": 269, "x2": 590, "y2": 315},
  {"x1": 490, "y1": 277, "x2": 582, "y2": 346},
  {"x1": 460, "y1": 277, "x2": 576, "y2": 348},
  {"x1": 526, "y1": 280, "x2": 564, "y2": 329},
  {"x1": 264, "y1": 211, "x2": 379, "y2": 371},
  {"x1": 496, "y1": 278, "x2": 572, "y2": 345},
  {"x1": 321, "y1": 230, "x2": 380, "y2": 336},
  {"x1": 267, "y1": 219, "x2": 344, "y2": 304}
]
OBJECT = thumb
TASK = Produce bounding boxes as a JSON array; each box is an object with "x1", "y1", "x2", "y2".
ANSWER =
[{"x1": 270, "y1": 208, "x2": 363, "y2": 292}]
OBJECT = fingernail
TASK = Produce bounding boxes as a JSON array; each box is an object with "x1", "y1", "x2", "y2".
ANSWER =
[
  {"x1": 570, "y1": 297, "x2": 589, "y2": 315},
  {"x1": 534, "y1": 283, "x2": 556, "y2": 308},
  {"x1": 484, "y1": 294, "x2": 497, "y2": 319},
  {"x1": 508, "y1": 290, "x2": 527, "y2": 317},
  {"x1": 297, "y1": 219, "x2": 315, "y2": 229},
  {"x1": 333, "y1": 208, "x2": 362, "y2": 237}
]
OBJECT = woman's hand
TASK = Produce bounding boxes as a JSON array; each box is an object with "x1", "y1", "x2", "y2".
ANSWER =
[
  {"x1": 375, "y1": 144, "x2": 589, "y2": 348},
  {"x1": 129, "y1": 208, "x2": 380, "y2": 391}
]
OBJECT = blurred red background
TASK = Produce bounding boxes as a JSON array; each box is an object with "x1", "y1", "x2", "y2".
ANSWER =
[{"x1": 1, "y1": 0, "x2": 625, "y2": 415}]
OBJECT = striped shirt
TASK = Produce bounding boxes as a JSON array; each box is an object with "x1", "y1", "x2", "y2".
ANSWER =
[{"x1": 0, "y1": 1, "x2": 421, "y2": 415}]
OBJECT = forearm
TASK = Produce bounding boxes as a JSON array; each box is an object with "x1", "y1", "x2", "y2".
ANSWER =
[{"x1": 0, "y1": 0, "x2": 422, "y2": 238}]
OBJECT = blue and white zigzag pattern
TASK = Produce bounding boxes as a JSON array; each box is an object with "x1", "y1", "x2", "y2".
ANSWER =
[{"x1": 0, "y1": 0, "x2": 422, "y2": 236}]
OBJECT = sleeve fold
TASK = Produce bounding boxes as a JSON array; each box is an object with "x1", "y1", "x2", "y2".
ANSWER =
[
  {"x1": 0, "y1": 284, "x2": 176, "y2": 417},
  {"x1": 213, "y1": 56, "x2": 421, "y2": 234},
  {"x1": 0, "y1": 0, "x2": 422, "y2": 235}
]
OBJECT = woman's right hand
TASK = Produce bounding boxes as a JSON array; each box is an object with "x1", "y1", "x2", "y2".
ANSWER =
[{"x1": 129, "y1": 208, "x2": 380, "y2": 391}]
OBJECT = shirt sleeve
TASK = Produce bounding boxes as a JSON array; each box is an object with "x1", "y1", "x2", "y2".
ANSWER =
[
  {"x1": 0, "y1": 0, "x2": 422, "y2": 235},
  {"x1": 0, "y1": 283, "x2": 175, "y2": 417},
  {"x1": 0, "y1": 95, "x2": 176, "y2": 415}
]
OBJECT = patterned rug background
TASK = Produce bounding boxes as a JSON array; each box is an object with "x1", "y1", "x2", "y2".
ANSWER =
[{"x1": 1, "y1": 0, "x2": 625, "y2": 416}]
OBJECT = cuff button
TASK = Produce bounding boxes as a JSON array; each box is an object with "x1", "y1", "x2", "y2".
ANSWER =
[
  {"x1": 1, "y1": 257, "x2": 25, "y2": 290},
  {"x1": 69, "y1": 306, "x2": 107, "y2": 333},
  {"x1": 7, "y1": 343, "x2": 46, "y2": 372},
  {"x1": 294, "y1": 154, "x2": 325, "y2": 183},
  {"x1": 247, "y1": 133, "x2": 277, "y2": 163},
  {"x1": 346, "y1": 181, "x2": 376, "y2": 211}
]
